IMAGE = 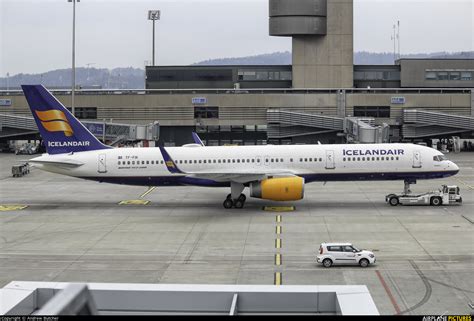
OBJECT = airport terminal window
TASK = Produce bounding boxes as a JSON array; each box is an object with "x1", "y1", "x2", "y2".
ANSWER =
[
  {"x1": 425, "y1": 71, "x2": 437, "y2": 80},
  {"x1": 194, "y1": 107, "x2": 219, "y2": 119},
  {"x1": 437, "y1": 72, "x2": 449, "y2": 80},
  {"x1": 67, "y1": 107, "x2": 97, "y2": 119},
  {"x1": 426, "y1": 70, "x2": 473, "y2": 81},
  {"x1": 450, "y1": 72, "x2": 461, "y2": 81},
  {"x1": 461, "y1": 72, "x2": 472, "y2": 81},
  {"x1": 354, "y1": 106, "x2": 390, "y2": 118}
]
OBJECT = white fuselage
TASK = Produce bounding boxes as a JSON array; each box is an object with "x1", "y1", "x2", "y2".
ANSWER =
[{"x1": 30, "y1": 143, "x2": 459, "y2": 188}]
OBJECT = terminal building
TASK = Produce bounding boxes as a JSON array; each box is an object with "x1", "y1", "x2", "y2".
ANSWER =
[{"x1": 1, "y1": 0, "x2": 473, "y2": 147}]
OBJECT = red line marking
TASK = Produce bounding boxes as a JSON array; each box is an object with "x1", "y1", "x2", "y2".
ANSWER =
[{"x1": 376, "y1": 270, "x2": 402, "y2": 315}]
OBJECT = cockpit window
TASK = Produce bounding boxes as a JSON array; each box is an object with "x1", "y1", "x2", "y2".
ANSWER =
[{"x1": 433, "y1": 155, "x2": 448, "y2": 162}]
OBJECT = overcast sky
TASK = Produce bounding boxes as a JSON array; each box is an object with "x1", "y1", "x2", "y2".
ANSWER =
[{"x1": 0, "y1": 0, "x2": 472, "y2": 75}]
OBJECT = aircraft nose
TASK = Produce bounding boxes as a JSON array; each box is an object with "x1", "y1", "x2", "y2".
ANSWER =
[{"x1": 450, "y1": 161, "x2": 460, "y2": 173}]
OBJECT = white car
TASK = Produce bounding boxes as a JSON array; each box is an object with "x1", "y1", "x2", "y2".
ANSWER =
[{"x1": 316, "y1": 243, "x2": 376, "y2": 268}]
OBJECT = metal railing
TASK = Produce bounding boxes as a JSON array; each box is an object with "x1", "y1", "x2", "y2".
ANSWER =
[{"x1": 0, "y1": 88, "x2": 472, "y2": 96}]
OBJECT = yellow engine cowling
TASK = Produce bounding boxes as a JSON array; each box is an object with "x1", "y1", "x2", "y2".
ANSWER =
[{"x1": 250, "y1": 177, "x2": 305, "y2": 201}]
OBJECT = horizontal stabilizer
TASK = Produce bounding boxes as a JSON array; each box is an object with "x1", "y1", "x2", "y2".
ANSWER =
[{"x1": 28, "y1": 158, "x2": 84, "y2": 168}]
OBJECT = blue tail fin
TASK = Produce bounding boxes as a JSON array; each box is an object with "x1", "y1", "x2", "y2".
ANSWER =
[{"x1": 22, "y1": 85, "x2": 111, "y2": 155}]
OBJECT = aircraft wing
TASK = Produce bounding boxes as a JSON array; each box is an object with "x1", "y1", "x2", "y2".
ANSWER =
[
  {"x1": 159, "y1": 147, "x2": 296, "y2": 183},
  {"x1": 187, "y1": 170, "x2": 297, "y2": 183}
]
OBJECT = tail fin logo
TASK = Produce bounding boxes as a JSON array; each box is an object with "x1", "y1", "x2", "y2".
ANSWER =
[{"x1": 35, "y1": 110, "x2": 74, "y2": 137}]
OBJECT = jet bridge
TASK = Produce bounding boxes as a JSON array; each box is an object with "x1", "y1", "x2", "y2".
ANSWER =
[
  {"x1": 0, "y1": 113, "x2": 159, "y2": 143},
  {"x1": 402, "y1": 109, "x2": 474, "y2": 139},
  {"x1": 0, "y1": 281, "x2": 379, "y2": 316},
  {"x1": 267, "y1": 109, "x2": 389, "y2": 143}
]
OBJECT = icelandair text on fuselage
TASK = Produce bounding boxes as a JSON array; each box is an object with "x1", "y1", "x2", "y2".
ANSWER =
[
  {"x1": 48, "y1": 141, "x2": 90, "y2": 147},
  {"x1": 343, "y1": 149, "x2": 405, "y2": 156}
]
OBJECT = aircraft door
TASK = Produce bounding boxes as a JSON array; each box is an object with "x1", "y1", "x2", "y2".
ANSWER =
[
  {"x1": 325, "y1": 150, "x2": 335, "y2": 169},
  {"x1": 413, "y1": 151, "x2": 422, "y2": 168},
  {"x1": 98, "y1": 154, "x2": 107, "y2": 173}
]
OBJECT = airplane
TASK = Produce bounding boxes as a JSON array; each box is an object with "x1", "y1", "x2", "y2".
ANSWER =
[{"x1": 22, "y1": 85, "x2": 460, "y2": 209}]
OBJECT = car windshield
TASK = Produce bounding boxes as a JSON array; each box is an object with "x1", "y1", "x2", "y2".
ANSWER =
[
  {"x1": 352, "y1": 246, "x2": 361, "y2": 252},
  {"x1": 433, "y1": 155, "x2": 448, "y2": 162}
]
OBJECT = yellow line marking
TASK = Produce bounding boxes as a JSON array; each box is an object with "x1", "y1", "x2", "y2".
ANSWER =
[
  {"x1": 275, "y1": 272, "x2": 282, "y2": 286},
  {"x1": 0, "y1": 205, "x2": 28, "y2": 212},
  {"x1": 275, "y1": 254, "x2": 281, "y2": 266},
  {"x1": 276, "y1": 225, "x2": 282, "y2": 235},
  {"x1": 275, "y1": 238, "x2": 281, "y2": 249},
  {"x1": 140, "y1": 186, "x2": 157, "y2": 199},
  {"x1": 264, "y1": 206, "x2": 295, "y2": 212},
  {"x1": 276, "y1": 215, "x2": 282, "y2": 223},
  {"x1": 118, "y1": 200, "x2": 151, "y2": 206}
]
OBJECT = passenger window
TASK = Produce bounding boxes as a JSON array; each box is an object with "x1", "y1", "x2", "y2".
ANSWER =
[
  {"x1": 391, "y1": 157, "x2": 394, "y2": 161},
  {"x1": 257, "y1": 159, "x2": 261, "y2": 163},
  {"x1": 319, "y1": 158, "x2": 322, "y2": 162},
  {"x1": 237, "y1": 160, "x2": 240, "y2": 163},
  {"x1": 327, "y1": 246, "x2": 342, "y2": 252},
  {"x1": 343, "y1": 246, "x2": 354, "y2": 252},
  {"x1": 290, "y1": 158, "x2": 293, "y2": 162},
  {"x1": 299, "y1": 158, "x2": 303, "y2": 162},
  {"x1": 199, "y1": 160, "x2": 202, "y2": 164},
  {"x1": 252, "y1": 159, "x2": 255, "y2": 163},
  {"x1": 396, "y1": 157, "x2": 399, "y2": 161},
  {"x1": 309, "y1": 158, "x2": 313, "y2": 162},
  {"x1": 232, "y1": 160, "x2": 236, "y2": 163},
  {"x1": 347, "y1": 158, "x2": 351, "y2": 162},
  {"x1": 281, "y1": 159, "x2": 284, "y2": 163},
  {"x1": 203, "y1": 160, "x2": 207, "y2": 164},
  {"x1": 160, "y1": 161, "x2": 164, "y2": 164},
  {"x1": 118, "y1": 161, "x2": 121, "y2": 165},
  {"x1": 357, "y1": 157, "x2": 360, "y2": 161},
  {"x1": 362, "y1": 157, "x2": 365, "y2": 161},
  {"x1": 275, "y1": 159, "x2": 279, "y2": 163},
  {"x1": 372, "y1": 157, "x2": 375, "y2": 161},
  {"x1": 128, "y1": 161, "x2": 131, "y2": 165},
  {"x1": 377, "y1": 157, "x2": 380, "y2": 161}
]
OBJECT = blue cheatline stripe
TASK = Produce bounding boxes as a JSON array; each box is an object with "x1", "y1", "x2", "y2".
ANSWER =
[{"x1": 78, "y1": 170, "x2": 459, "y2": 187}]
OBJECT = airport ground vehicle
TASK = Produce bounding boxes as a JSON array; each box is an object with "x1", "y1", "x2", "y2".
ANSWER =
[
  {"x1": 316, "y1": 243, "x2": 376, "y2": 268},
  {"x1": 15, "y1": 143, "x2": 40, "y2": 155},
  {"x1": 386, "y1": 185, "x2": 462, "y2": 206},
  {"x1": 12, "y1": 163, "x2": 30, "y2": 177}
]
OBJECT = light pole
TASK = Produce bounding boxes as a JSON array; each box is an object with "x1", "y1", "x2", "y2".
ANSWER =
[
  {"x1": 6, "y1": 73, "x2": 9, "y2": 91},
  {"x1": 68, "y1": 0, "x2": 80, "y2": 116},
  {"x1": 148, "y1": 10, "x2": 161, "y2": 66}
]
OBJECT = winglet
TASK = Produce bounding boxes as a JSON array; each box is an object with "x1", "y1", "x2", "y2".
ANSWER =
[
  {"x1": 192, "y1": 132, "x2": 205, "y2": 146},
  {"x1": 159, "y1": 147, "x2": 185, "y2": 174}
]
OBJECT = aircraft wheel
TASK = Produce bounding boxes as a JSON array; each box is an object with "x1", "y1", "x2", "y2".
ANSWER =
[
  {"x1": 238, "y1": 194, "x2": 246, "y2": 202},
  {"x1": 234, "y1": 199, "x2": 245, "y2": 209},
  {"x1": 223, "y1": 199, "x2": 234, "y2": 209},
  {"x1": 389, "y1": 196, "x2": 399, "y2": 206},
  {"x1": 226, "y1": 194, "x2": 232, "y2": 200}
]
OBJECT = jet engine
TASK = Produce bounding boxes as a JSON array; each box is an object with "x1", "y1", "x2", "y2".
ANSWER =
[{"x1": 250, "y1": 177, "x2": 305, "y2": 201}]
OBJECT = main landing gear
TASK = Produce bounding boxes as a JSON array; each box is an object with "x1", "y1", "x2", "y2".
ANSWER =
[
  {"x1": 223, "y1": 193, "x2": 247, "y2": 209},
  {"x1": 223, "y1": 182, "x2": 247, "y2": 209}
]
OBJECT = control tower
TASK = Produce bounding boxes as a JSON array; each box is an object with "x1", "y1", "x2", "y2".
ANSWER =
[{"x1": 269, "y1": 0, "x2": 353, "y2": 88}]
